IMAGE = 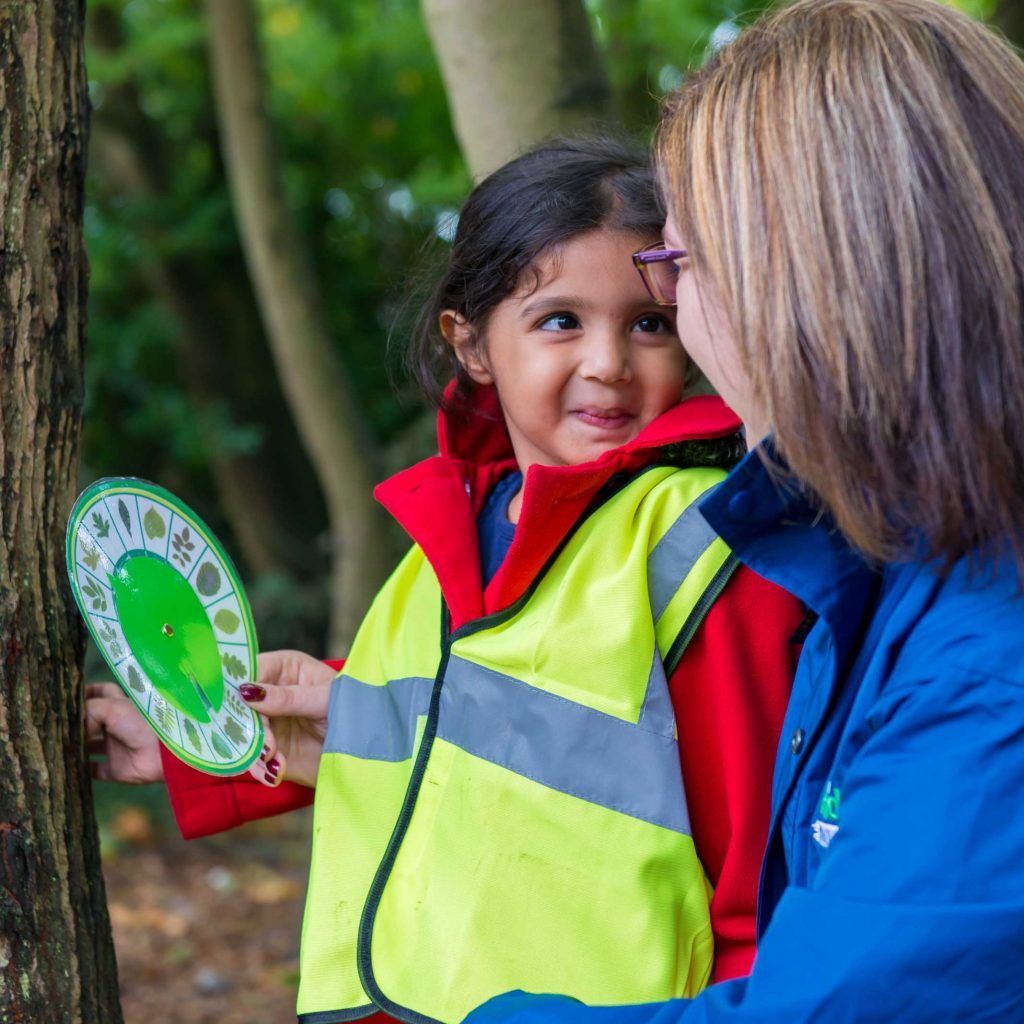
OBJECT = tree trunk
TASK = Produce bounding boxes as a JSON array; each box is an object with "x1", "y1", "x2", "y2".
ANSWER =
[
  {"x1": 0, "y1": 3, "x2": 123, "y2": 1022},
  {"x1": 205, "y1": 0, "x2": 392, "y2": 653},
  {"x1": 422, "y1": 0, "x2": 612, "y2": 178}
]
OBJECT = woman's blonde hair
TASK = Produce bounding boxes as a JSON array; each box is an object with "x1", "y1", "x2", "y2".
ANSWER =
[{"x1": 658, "y1": 0, "x2": 1024, "y2": 567}]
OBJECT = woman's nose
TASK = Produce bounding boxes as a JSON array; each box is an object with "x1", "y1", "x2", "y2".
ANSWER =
[{"x1": 580, "y1": 331, "x2": 632, "y2": 383}]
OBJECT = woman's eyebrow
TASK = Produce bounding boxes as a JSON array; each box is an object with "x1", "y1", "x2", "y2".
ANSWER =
[{"x1": 518, "y1": 295, "x2": 591, "y2": 320}]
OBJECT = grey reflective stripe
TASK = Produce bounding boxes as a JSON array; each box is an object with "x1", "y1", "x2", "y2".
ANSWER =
[
  {"x1": 439, "y1": 657, "x2": 690, "y2": 834},
  {"x1": 323, "y1": 660, "x2": 691, "y2": 835},
  {"x1": 324, "y1": 675, "x2": 432, "y2": 760},
  {"x1": 636, "y1": 649, "x2": 675, "y2": 739},
  {"x1": 647, "y1": 499, "x2": 720, "y2": 622}
]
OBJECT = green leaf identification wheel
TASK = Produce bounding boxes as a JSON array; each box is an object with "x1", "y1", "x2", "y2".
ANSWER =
[{"x1": 66, "y1": 478, "x2": 263, "y2": 775}]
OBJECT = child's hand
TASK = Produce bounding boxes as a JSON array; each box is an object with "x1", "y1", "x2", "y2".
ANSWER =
[
  {"x1": 241, "y1": 649, "x2": 336, "y2": 790},
  {"x1": 85, "y1": 682, "x2": 165, "y2": 783}
]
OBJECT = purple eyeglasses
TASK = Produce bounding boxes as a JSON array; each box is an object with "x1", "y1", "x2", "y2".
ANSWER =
[{"x1": 632, "y1": 243, "x2": 687, "y2": 307}]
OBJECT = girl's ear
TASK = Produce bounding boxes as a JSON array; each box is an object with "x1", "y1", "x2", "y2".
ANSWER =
[{"x1": 439, "y1": 309, "x2": 493, "y2": 385}]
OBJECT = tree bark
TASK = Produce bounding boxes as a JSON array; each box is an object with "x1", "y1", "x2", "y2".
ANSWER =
[
  {"x1": 421, "y1": 0, "x2": 613, "y2": 178},
  {"x1": 205, "y1": 0, "x2": 391, "y2": 653},
  {"x1": 0, "y1": 3, "x2": 123, "y2": 1022}
]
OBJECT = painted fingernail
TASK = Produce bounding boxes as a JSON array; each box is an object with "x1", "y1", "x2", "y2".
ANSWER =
[
  {"x1": 264, "y1": 770, "x2": 278, "y2": 786},
  {"x1": 260, "y1": 744, "x2": 270, "y2": 761},
  {"x1": 240, "y1": 683, "x2": 266, "y2": 702},
  {"x1": 266, "y1": 758, "x2": 280, "y2": 778}
]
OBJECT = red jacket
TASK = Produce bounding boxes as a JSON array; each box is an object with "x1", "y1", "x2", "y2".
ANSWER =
[{"x1": 161, "y1": 389, "x2": 802, "y2": 1003}]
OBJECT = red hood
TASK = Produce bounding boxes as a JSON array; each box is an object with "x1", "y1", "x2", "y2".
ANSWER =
[{"x1": 375, "y1": 384, "x2": 741, "y2": 629}]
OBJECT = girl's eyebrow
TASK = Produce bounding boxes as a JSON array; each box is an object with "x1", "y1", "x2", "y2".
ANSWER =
[{"x1": 518, "y1": 295, "x2": 590, "y2": 320}]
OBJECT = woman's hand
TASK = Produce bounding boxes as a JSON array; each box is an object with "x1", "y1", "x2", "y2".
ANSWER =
[
  {"x1": 85, "y1": 683, "x2": 165, "y2": 783},
  {"x1": 242, "y1": 649, "x2": 336, "y2": 790}
]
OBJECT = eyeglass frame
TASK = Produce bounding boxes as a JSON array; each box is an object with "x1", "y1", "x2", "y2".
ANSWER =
[{"x1": 632, "y1": 243, "x2": 687, "y2": 307}]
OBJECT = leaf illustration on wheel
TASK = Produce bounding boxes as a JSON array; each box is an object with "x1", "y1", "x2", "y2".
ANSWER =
[
  {"x1": 184, "y1": 719, "x2": 203, "y2": 754},
  {"x1": 143, "y1": 507, "x2": 166, "y2": 540},
  {"x1": 196, "y1": 563, "x2": 221, "y2": 597},
  {"x1": 91, "y1": 512, "x2": 110, "y2": 539},
  {"x1": 222, "y1": 653, "x2": 246, "y2": 681},
  {"x1": 213, "y1": 609, "x2": 240, "y2": 634},
  {"x1": 223, "y1": 718, "x2": 247, "y2": 746},
  {"x1": 66, "y1": 478, "x2": 264, "y2": 776},
  {"x1": 153, "y1": 698, "x2": 175, "y2": 733},
  {"x1": 210, "y1": 733, "x2": 232, "y2": 758},
  {"x1": 224, "y1": 689, "x2": 247, "y2": 718},
  {"x1": 170, "y1": 526, "x2": 195, "y2": 568},
  {"x1": 117, "y1": 499, "x2": 132, "y2": 538},
  {"x1": 81, "y1": 578, "x2": 107, "y2": 612},
  {"x1": 126, "y1": 664, "x2": 146, "y2": 695},
  {"x1": 98, "y1": 622, "x2": 123, "y2": 660}
]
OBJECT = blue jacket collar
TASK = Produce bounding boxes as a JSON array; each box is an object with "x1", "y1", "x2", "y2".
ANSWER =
[{"x1": 699, "y1": 442, "x2": 881, "y2": 670}]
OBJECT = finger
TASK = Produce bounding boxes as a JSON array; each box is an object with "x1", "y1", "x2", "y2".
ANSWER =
[
  {"x1": 240, "y1": 681, "x2": 331, "y2": 720},
  {"x1": 259, "y1": 717, "x2": 278, "y2": 762},
  {"x1": 255, "y1": 650, "x2": 337, "y2": 689},
  {"x1": 85, "y1": 682, "x2": 126, "y2": 701},
  {"x1": 264, "y1": 751, "x2": 285, "y2": 787},
  {"x1": 85, "y1": 697, "x2": 120, "y2": 737},
  {"x1": 249, "y1": 750, "x2": 284, "y2": 788},
  {"x1": 91, "y1": 759, "x2": 111, "y2": 782},
  {"x1": 254, "y1": 650, "x2": 306, "y2": 688},
  {"x1": 87, "y1": 736, "x2": 109, "y2": 756}
]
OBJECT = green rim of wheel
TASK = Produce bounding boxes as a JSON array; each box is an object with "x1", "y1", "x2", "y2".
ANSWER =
[{"x1": 66, "y1": 478, "x2": 263, "y2": 776}]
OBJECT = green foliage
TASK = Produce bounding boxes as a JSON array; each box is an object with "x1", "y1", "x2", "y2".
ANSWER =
[
  {"x1": 84, "y1": 0, "x2": 468, "y2": 650},
  {"x1": 588, "y1": 0, "x2": 778, "y2": 128},
  {"x1": 85, "y1": 0, "x2": 1001, "y2": 658},
  {"x1": 945, "y1": 0, "x2": 997, "y2": 20}
]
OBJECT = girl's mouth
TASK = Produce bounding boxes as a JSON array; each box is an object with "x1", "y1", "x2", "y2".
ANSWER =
[{"x1": 571, "y1": 407, "x2": 635, "y2": 431}]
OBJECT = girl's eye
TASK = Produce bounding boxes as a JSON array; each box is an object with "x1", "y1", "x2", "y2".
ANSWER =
[
  {"x1": 539, "y1": 313, "x2": 581, "y2": 332},
  {"x1": 632, "y1": 315, "x2": 673, "y2": 335}
]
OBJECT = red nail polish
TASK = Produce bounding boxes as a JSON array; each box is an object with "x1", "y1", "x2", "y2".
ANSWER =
[
  {"x1": 264, "y1": 771, "x2": 277, "y2": 786},
  {"x1": 240, "y1": 683, "x2": 266, "y2": 702},
  {"x1": 267, "y1": 758, "x2": 280, "y2": 778}
]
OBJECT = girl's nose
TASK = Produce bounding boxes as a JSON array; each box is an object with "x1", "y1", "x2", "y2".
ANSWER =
[{"x1": 580, "y1": 331, "x2": 633, "y2": 384}]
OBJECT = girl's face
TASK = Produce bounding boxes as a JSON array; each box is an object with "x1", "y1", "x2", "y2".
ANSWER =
[{"x1": 443, "y1": 228, "x2": 687, "y2": 475}]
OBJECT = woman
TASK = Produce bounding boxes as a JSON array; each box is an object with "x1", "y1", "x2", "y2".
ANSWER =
[{"x1": 466, "y1": 0, "x2": 1024, "y2": 1021}]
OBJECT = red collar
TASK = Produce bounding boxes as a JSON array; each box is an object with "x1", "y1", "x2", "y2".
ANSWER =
[{"x1": 374, "y1": 386, "x2": 741, "y2": 629}]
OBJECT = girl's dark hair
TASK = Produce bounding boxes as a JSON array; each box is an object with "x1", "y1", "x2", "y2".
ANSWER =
[{"x1": 408, "y1": 136, "x2": 664, "y2": 408}]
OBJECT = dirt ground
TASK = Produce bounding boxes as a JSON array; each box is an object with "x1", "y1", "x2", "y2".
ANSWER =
[{"x1": 100, "y1": 793, "x2": 313, "y2": 1024}]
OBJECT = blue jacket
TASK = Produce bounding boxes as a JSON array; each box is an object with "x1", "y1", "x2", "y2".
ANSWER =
[{"x1": 465, "y1": 446, "x2": 1024, "y2": 1024}]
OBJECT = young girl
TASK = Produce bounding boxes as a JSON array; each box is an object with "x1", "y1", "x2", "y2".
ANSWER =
[{"x1": 88, "y1": 138, "x2": 802, "y2": 1023}]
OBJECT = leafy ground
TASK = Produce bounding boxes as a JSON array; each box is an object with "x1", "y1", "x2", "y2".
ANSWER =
[{"x1": 97, "y1": 782, "x2": 312, "y2": 1023}]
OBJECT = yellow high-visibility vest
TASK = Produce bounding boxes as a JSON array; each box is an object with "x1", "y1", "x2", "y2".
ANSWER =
[{"x1": 298, "y1": 465, "x2": 737, "y2": 1024}]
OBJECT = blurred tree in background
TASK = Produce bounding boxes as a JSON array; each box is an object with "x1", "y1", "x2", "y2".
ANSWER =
[
  {"x1": 83, "y1": 0, "x2": 783, "y2": 658},
  {"x1": 83, "y1": 0, "x2": 1014, "y2": 659}
]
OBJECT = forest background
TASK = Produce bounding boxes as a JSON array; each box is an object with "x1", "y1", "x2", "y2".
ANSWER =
[{"x1": 1, "y1": 0, "x2": 1017, "y2": 1021}]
